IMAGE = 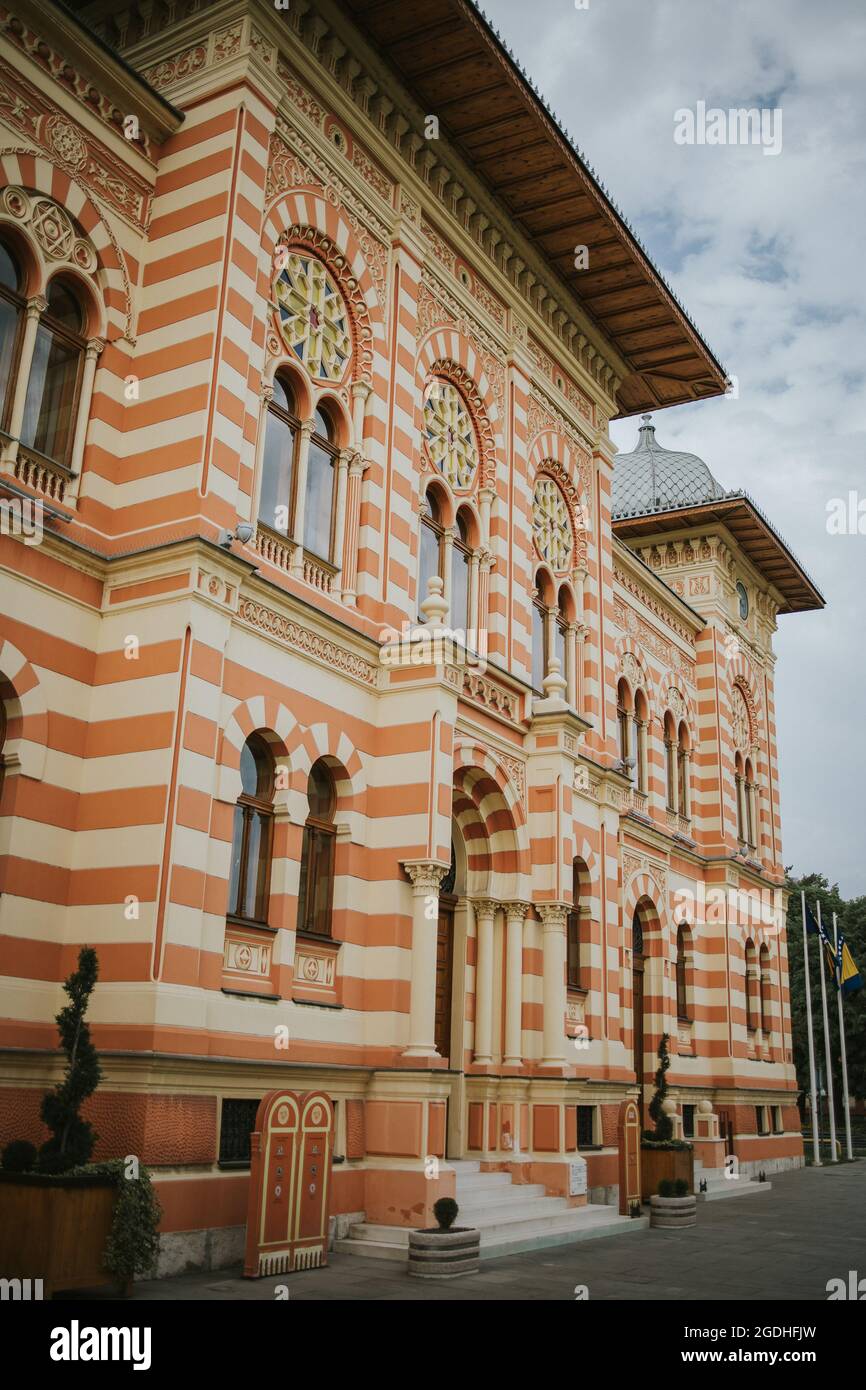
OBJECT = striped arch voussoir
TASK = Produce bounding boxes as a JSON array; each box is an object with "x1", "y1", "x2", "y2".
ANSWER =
[
  {"x1": 261, "y1": 192, "x2": 383, "y2": 386},
  {"x1": 615, "y1": 640, "x2": 655, "y2": 708},
  {"x1": 0, "y1": 638, "x2": 47, "y2": 780},
  {"x1": 417, "y1": 332, "x2": 501, "y2": 488},
  {"x1": 625, "y1": 873, "x2": 669, "y2": 939},
  {"x1": 0, "y1": 154, "x2": 131, "y2": 340}
]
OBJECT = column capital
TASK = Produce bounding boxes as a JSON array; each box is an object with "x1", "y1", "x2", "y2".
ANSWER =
[
  {"x1": 537, "y1": 902, "x2": 569, "y2": 930},
  {"x1": 85, "y1": 337, "x2": 105, "y2": 360},
  {"x1": 472, "y1": 898, "x2": 499, "y2": 920},
  {"x1": 504, "y1": 901, "x2": 531, "y2": 923},
  {"x1": 26, "y1": 294, "x2": 47, "y2": 318},
  {"x1": 299, "y1": 419, "x2": 315, "y2": 440},
  {"x1": 402, "y1": 859, "x2": 449, "y2": 893}
]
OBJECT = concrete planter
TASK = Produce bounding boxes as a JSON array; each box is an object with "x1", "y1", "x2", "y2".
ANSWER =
[
  {"x1": 407, "y1": 1226, "x2": 480, "y2": 1279},
  {"x1": 649, "y1": 1194, "x2": 697, "y2": 1230}
]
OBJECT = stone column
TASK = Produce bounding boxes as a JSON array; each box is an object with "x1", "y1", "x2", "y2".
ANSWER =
[
  {"x1": 331, "y1": 447, "x2": 352, "y2": 577},
  {"x1": 473, "y1": 899, "x2": 498, "y2": 1064},
  {"x1": 69, "y1": 338, "x2": 105, "y2": 476},
  {"x1": 401, "y1": 860, "x2": 449, "y2": 1057},
  {"x1": 340, "y1": 452, "x2": 368, "y2": 605},
  {"x1": 290, "y1": 420, "x2": 314, "y2": 574},
  {"x1": 681, "y1": 748, "x2": 691, "y2": 820},
  {"x1": 4, "y1": 294, "x2": 46, "y2": 462},
  {"x1": 441, "y1": 526, "x2": 456, "y2": 623},
  {"x1": 565, "y1": 622, "x2": 578, "y2": 708},
  {"x1": 246, "y1": 383, "x2": 273, "y2": 525},
  {"x1": 503, "y1": 902, "x2": 529, "y2": 1067},
  {"x1": 538, "y1": 903, "x2": 568, "y2": 1067}
]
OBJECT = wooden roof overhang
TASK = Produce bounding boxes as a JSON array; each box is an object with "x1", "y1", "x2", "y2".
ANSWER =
[
  {"x1": 337, "y1": 0, "x2": 728, "y2": 416},
  {"x1": 612, "y1": 495, "x2": 825, "y2": 614}
]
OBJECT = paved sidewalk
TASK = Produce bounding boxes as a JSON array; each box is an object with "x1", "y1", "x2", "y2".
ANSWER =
[{"x1": 100, "y1": 1161, "x2": 866, "y2": 1302}]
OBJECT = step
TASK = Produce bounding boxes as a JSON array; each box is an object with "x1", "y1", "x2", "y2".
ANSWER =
[
  {"x1": 457, "y1": 1197, "x2": 571, "y2": 1227},
  {"x1": 336, "y1": 1207, "x2": 648, "y2": 1263},
  {"x1": 452, "y1": 1172, "x2": 515, "y2": 1192},
  {"x1": 454, "y1": 1181, "x2": 548, "y2": 1207},
  {"x1": 697, "y1": 1179, "x2": 772, "y2": 1202}
]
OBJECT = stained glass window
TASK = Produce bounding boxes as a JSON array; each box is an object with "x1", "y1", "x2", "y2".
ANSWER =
[
  {"x1": 423, "y1": 380, "x2": 479, "y2": 491},
  {"x1": 274, "y1": 251, "x2": 351, "y2": 382}
]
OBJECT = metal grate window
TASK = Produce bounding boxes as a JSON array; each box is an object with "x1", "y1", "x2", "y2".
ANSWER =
[
  {"x1": 577, "y1": 1105, "x2": 595, "y2": 1148},
  {"x1": 682, "y1": 1104, "x2": 695, "y2": 1139},
  {"x1": 219, "y1": 1098, "x2": 261, "y2": 1167}
]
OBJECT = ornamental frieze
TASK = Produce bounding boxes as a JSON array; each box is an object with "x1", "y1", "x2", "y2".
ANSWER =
[
  {"x1": 613, "y1": 562, "x2": 696, "y2": 646},
  {"x1": 526, "y1": 392, "x2": 594, "y2": 504},
  {"x1": 0, "y1": 60, "x2": 152, "y2": 232},
  {"x1": 529, "y1": 335, "x2": 594, "y2": 424},
  {"x1": 417, "y1": 276, "x2": 507, "y2": 420},
  {"x1": 237, "y1": 597, "x2": 377, "y2": 687},
  {"x1": 613, "y1": 599, "x2": 696, "y2": 685}
]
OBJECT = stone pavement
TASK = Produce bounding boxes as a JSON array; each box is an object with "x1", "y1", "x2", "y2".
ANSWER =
[{"x1": 112, "y1": 1161, "x2": 866, "y2": 1302}]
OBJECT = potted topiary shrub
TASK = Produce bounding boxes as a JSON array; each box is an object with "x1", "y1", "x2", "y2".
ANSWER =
[
  {"x1": 0, "y1": 947, "x2": 162, "y2": 1296},
  {"x1": 650, "y1": 1175, "x2": 697, "y2": 1229},
  {"x1": 640, "y1": 1033, "x2": 694, "y2": 1199},
  {"x1": 407, "y1": 1196, "x2": 480, "y2": 1279}
]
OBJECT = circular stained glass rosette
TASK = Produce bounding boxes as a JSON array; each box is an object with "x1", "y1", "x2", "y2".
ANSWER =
[
  {"x1": 423, "y1": 380, "x2": 480, "y2": 491},
  {"x1": 274, "y1": 251, "x2": 351, "y2": 382},
  {"x1": 731, "y1": 685, "x2": 751, "y2": 753},
  {"x1": 532, "y1": 475, "x2": 573, "y2": 572}
]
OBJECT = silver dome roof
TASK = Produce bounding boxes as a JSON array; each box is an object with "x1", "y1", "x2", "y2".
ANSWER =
[{"x1": 612, "y1": 415, "x2": 728, "y2": 518}]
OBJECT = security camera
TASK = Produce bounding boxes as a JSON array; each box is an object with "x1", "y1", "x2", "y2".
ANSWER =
[{"x1": 217, "y1": 523, "x2": 255, "y2": 549}]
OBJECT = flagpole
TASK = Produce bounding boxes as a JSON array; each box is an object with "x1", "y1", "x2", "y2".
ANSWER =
[
  {"x1": 801, "y1": 890, "x2": 821, "y2": 1165},
  {"x1": 815, "y1": 899, "x2": 838, "y2": 1162},
  {"x1": 833, "y1": 912, "x2": 854, "y2": 1161}
]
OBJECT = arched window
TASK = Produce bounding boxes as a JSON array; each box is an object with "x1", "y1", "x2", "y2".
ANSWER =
[
  {"x1": 735, "y1": 752, "x2": 745, "y2": 842},
  {"x1": 664, "y1": 711, "x2": 677, "y2": 810},
  {"x1": 451, "y1": 509, "x2": 471, "y2": 630},
  {"x1": 0, "y1": 700, "x2": 7, "y2": 808},
  {"x1": 227, "y1": 734, "x2": 275, "y2": 924},
  {"x1": 0, "y1": 238, "x2": 25, "y2": 430},
  {"x1": 617, "y1": 679, "x2": 631, "y2": 768},
  {"x1": 744, "y1": 938, "x2": 757, "y2": 1031},
  {"x1": 297, "y1": 760, "x2": 337, "y2": 937},
  {"x1": 21, "y1": 278, "x2": 85, "y2": 467},
  {"x1": 676, "y1": 924, "x2": 690, "y2": 1021},
  {"x1": 418, "y1": 487, "x2": 444, "y2": 620},
  {"x1": 567, "y1": 859, "x2": 589, "y2": 990},
  {"x1": 744, "y1": 757, "x2": 756, "y2": 849},
  {"x1": 677, "y1": 722, "x2": 690, "y2": 819},
  {"x1": 532, "y1": 576, "x2": 548, "y2": 694},
  {"x1": 304, "y1": 405, "x2": 337, "y2": 561},
  {"x1": 633, "y1": 688, "x2": 648, "y2": 793},
  {"x1": 259, "y1": 373, "x2": 299, "y2": 536},
  {"x1": 759, "y1": 944, "x2": 771, "y2": 1034}
]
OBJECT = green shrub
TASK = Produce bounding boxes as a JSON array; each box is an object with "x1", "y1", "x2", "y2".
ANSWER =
[
  {"x1": 647, "y1": 1034, "x2": 673, "y2": 1142},
  {"x1": 39, "y1": 947, "x2": 102, "y2": 1174},
  {"x1": 674, "y1": 1178, "x2": 689, "y2": 1197},
  {"x1": 1, "y1": 1139, "x2": 38, "y2": 1173},
  {"x1": 433, "y1": 1196, "x2": 458, "y2": 1230},
  {"x1": 658, "y1": 1178, "x2": 675, "y2": 1197}
]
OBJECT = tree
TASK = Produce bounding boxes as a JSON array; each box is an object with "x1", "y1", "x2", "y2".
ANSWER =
[
  {"x1": 648, "y1": 1032, "x2": 674, "y2": 1141},
  {"x1": 39, "y1": 946, "x2": 103, "y2": 1172}
]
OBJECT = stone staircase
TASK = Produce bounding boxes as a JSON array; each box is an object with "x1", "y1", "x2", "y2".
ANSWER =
[
  {"x1": 694, "y1": 1157, "x2": 772, "y2": 1202},
  {"x1": 334, "y1": 1159, "x2": 647, "y2": 1263}
]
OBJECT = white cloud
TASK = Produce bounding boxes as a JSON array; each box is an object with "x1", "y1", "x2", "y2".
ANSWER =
[{"x1": 484, "y1": 0, "x2": 866, "y2": 893}]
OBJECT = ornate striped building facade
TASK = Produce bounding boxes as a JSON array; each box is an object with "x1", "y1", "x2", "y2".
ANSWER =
[{"x1": 0, "y1": 0, "x2": 821, "y2": 1268}]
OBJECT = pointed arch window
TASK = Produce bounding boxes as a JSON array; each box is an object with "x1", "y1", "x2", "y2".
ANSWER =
[
  {"x1": 227, "y1": 735, "x2": 275, "y2": 925},
  {"x1": 759, "y1": 944, "x2": 771, "y2": 1034},
  {"x1": 297, "y1": 760, "x2": 337, "y2": 938},
  {"x1": 21, "y1": 277, "x2": 85, "y2": 467}
]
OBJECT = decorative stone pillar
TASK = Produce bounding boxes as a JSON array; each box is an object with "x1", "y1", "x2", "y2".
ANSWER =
[
  {"x1": 565, "y1": 621, "x2": 579, "y2": 708},
  {"x1": 747, "y1": 778, "x2": 758, "y2": 851},
  {"x1": 537, "y1": 903, "x2": 568, "y2": 1068},
  {"x1": 290, "y1": 420, "x2": 314, "y2": 574},
  {"x1": 246, "y1": 383, "x2": 274, "y2": 525},
  {"x1": 441, "y1": 526, "x2": 456, "y2": 623},
  {"x1": 4, "y1": 294, "x2": 46, "y2": 462},
  {"x1": 467, "y1": 549, "x2": 480, "y2": 645},
  {"x1": 472, "y1": 899, "x2": 498, "y2": 1064},
  {"x1": 681, "y1": 748, "x2": 691, "y2": 820},
  {"x1": 340, "y1": 452, "x2": 368, "y2": 605},
  {"x1": 503, "y1": 902, "x2": 529, "y2": 1066},
  {"x1": 666, "y1": 741, "x2": 679, "y2": 814},
  {"x1": 69, "y1": 338, "x2": 105, "y2": 476},
  {"x1": 331, "y1": 447, "x2": 352, "y2": 578},
  {"x1": 476, "y1": 548, "x2": 493, "y2": 656},
  {"x1": 401, "y1": 860, "x2": 449, "y2": 1057}
]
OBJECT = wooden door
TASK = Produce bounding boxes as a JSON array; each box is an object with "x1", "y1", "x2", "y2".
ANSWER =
[{"x1": 435, "y1": 900, "x2": 454, "y2": 1060}]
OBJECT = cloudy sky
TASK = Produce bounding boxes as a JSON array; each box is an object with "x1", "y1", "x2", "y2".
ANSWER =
[{"x1": 483, "y1": 0, "x2": 866, "y2": 896}]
